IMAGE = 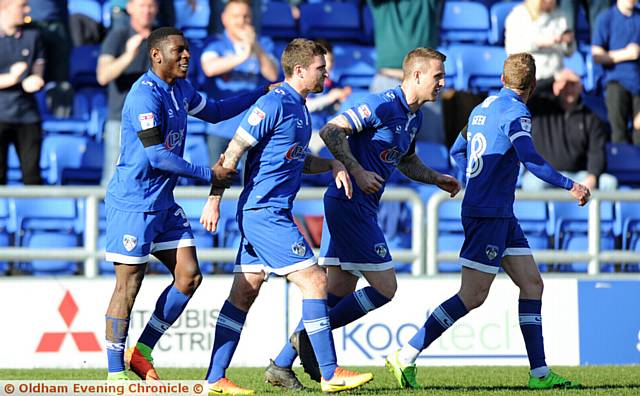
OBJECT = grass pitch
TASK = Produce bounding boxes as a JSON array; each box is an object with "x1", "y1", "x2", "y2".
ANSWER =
[{"x1": 0, "y1": 366, "x2": 639, "y2": 395}]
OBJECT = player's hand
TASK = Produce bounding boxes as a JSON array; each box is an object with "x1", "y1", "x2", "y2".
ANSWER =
[
  {"x1": 125, "y1": 34, "x2": 145, "y2": 56},
  {"x1": 436, "y1": 174, "x2": 462, "y2": 198},
  {"x1": 211, "y1": 153, "x2": 237, "y2": 188},
  {"x1": 570, "y1": 182, "x2": 591, "y2": 207},
  {"x1": 331, "y1": 160, "x2": 352, "y2": 199},
  {"x1": 200, "y1": 195, "x2": 222, "y2": 233},
  {"x1": 21, "y1": 75, "x2": 44, "y2": 93},
  {"x1": 352, "y1": 167, "x2": 384, "y2": 194}
]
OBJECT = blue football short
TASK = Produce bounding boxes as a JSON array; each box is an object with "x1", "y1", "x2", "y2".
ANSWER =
[
  {"x1": 318, "y1": 196, "x2": 393, "y2": 274},
  {"x1": 459, "y1": 216, "x2": 531, "y2": 274},
  {"x1": 105, "y1": 203, "x2": 195, "y2": 264},
  {"x1": 235, "y1": 207, "x2": 316, "y2": 276}
]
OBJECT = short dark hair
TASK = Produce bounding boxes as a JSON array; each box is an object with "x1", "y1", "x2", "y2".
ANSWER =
[
  {"x1": 402, "y1": 47, "x2": 446, "y2": 80},
  {"x1": 315, "y1": 38, "x2": 333, "y2": 55},
  {"x1": 281, "y1": 38, "x2": 327, "y2": 78},
  {"x1": 148, "y1": 27, "x2": 184, "y2": 52},
  {"x1": 223, "y1": 0, "x2": 251, "y2": 12}
]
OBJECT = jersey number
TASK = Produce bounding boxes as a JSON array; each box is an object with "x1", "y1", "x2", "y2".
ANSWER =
[{"x1": 466, "y1": 132, "x2": 487, "y2": 179}]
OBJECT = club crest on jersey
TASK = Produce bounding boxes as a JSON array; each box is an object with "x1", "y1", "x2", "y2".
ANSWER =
[
  {"x1": 164, "y1": 129, "x2": 183, "y2": 150},
  {"x1": 123, "y1": 235, "x2": 137, "y2": 252},
  {"x1": 248, "y1": 108, "x2": 266, "y2": 126},
  {"x1": 374, "y1": 243, "x2": 388, "y2": 258},
  {"x1": 285, "y1": 143, "x2": 307, "y2": 161},
  {"x1": 357, "y1": 104, "x2": 371, "y2": 119},
  {"x1": 520, "y1": 117, "x2": 532, "y2": 132},
  {"x1": 485, "y1": 244, "x2": 499, "y2": 261},
  {"x1": 138, "y1": 113, "x2": 154, "y2": 129},
  {"x1": 296, "y1": 119, "x2": 304, "y2": 128},
  {"x1": 291, "y1": 241, "x2": 306, "y2": 256},
  {"x1": 379, "y1": 146, "x2": 402, "y2": 165}
]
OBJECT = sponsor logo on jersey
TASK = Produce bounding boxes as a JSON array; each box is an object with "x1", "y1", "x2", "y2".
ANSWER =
[
  {"x1": 138, "y1": 113, "x2": 155, "y2": 130},
  {"x1": 164, "y1": 129, "x2": 183, "y2": 150},
  {"x1": 485, "y1": 244, "x2": 499, "y2": 261},
  {"x1": 379, "y1": 146, "x2": 402, "y2": 165},
  {"x1": 291, "y1": 241, "x2": 307, "y2": 256},
  {"x1": 123, "y1": 235, "x2": 137, "y2": 252},
  {"x1": 385, "y1": 91, "x2": 396, "y2": 100},
  {"x1": 374, "y1": 243, "x2": 388, "y2": 258},
  {"x1": 274, "y1": 88, "x2": 286, "y2": 95},
  {"x1": 248, "y1": 107, "x2": 266, "y2": 126},
  {"x1": 285, "y1": 143, "x2": 307, "y2": 161},
  {"x1": 141, "y1": 80, "x2": 154, "y2": 87},
  {"x1": 520, "y1": 117, "x2": 532, "y2": 132},
  {"x1": 357, "y1": 104, "x2": 371, "y2": 119}
]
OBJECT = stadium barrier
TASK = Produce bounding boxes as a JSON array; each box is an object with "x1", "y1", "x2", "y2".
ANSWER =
[{"x1": 0, "y1": 187, "x2": 639, "y2": 276}]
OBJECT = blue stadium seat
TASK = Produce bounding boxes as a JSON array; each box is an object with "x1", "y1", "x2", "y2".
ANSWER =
[
  {"x1": 216, "y1": 199, "x2": 240, "y2": 273},
  {"x1": 338, "y1": 89, "x2": 370, "y2": 114},
  {"x1": 438, "y1": 46, "x2": 458, "y2": 89},
  {"x1": 614, "y1": 201, "x2": 640, "y2": 251},
  {"x1": 261, "y1": 2, "x2": 298, "y2": 40},
  {"x1": 575, "y1": 7, "x2": 590, "y2": 46},
  {"x1": 299, "y1": 2, "x2": 362, "y2": 41},
  {"x1": 179, "y1": 135, "x2": 209, "y2": 186},
  {"x1": 438, "y1": 234, "x2": 463, "y2": 273},
  {"x1": 361, "y1": 4, "x2": 374, "y2": 45},
  {"x1": 68, "y1": 0, "x2": 102, "y2": 24},
  {"x1": 41, "y1": 135, "x2": 102, "y2": 185},
  {"x1": 453, "y1": 45, "x2": 506, "y2": 92},
  {"x1": 564, "y1": 51, "x2": 586, "y2": 81},
  {"x1": 69, "y1": 45, "x2": 100, "y2": 88},
  {"x1": 489, "y1": 1, "x2": 518, "y2": 45},
  {"x1": 606, "y1": 143, "x2": 640, "y2": 187},
  {"x1": 415, "y1": 142, "x2": 451, "y2": 175},
  {"x1": 174, "y1": 0, "x2": 210, "y2": 39},
  {"x1": 441, "y1": 1, "x2": 490, "y2": 45},
  {"x1": 187, "y1": 39, "x2": 206, "y2": 89},
  {"x1": 514, "y1": 200, "x2": 550, "y2": 267},
  {"x1": 102, "y1": 0, "x2": 111, "y2": 29},
  {"x1": 331, "y1": 44, "x2": 376, "y2": 89}
]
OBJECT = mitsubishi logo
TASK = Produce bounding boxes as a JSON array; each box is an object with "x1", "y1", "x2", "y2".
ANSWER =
[{"x1": 36, "y1": 291, "x2": 101, "y2": 352}]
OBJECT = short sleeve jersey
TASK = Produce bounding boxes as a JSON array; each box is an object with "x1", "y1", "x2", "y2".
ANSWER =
[
  {"x1": 105, "y1": 69, "x2": 207, "y2": 212},
  {"x1": 236, "y1": 83, "x2": 312, "y2": 211},
  {"x1": 462, "y1": 88, "x2": 533, "y2": 218},
  {"x1": 325, "y1": 86, "x2": 421, "y2": 212}
]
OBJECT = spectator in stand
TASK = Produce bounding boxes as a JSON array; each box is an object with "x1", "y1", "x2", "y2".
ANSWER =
[
  {"x1": 200, "y1": 0, "x2": 278, "y2": 165},
  {"x1": 0, "y1": 0, "x2": 45, "y2": 185},
  {"x1": 560, "y1": 0, "x2": 610, "y2": 33},
  {"x1": 97, "y1": 0, "x2": 157, "y2": 185},
  {"x1": 591, "y1": 0, "x2": 640, "y2": 145},
  {"x1": 523, "y1": 68, "x2": 617, "y2": 191},
  {"x1": 505, "y1": 0, "x2": 576, "y2": 90},
  {"x1": 28, "y1": 0, "x2": 70, "y2": 84},
  {"x1": 366, "y1": 0, "x2": 445, "y2": 144}
]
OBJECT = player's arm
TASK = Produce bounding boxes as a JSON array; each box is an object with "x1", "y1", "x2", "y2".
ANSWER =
[
  {"x1": 450, "y1": 124, "x2": 468, "y2": 172},
  {"x1": 303, "y1": 154, "x2": 352, "y2": 199},
  {"x1": 319, "y1": 115, "x2": 384, "y2": 194},
  {"x1": 397, "y1": 142, "x2": 461, "y2": 198},
  {"x1": 189, "y1": 86, "x2": 269, "y2": 124}
]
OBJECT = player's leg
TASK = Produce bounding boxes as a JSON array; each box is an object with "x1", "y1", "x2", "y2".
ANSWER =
[
  {"x1": 287, "y1": 265, "x2": 373, "y2": 393},
  {"x1": 126, "y1": 204, "x2": 202, "y2": 380}
]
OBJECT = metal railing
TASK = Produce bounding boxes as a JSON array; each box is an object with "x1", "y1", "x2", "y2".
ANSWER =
[{"x1": 426, "y1": 189, "x2": 640, "y2": 276}]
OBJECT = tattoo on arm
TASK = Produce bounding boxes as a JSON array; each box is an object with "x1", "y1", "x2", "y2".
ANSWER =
[
  {"x1": 397, "y1": 154, "x2": 440, "y2": 184},
  {"x1": 319, "y1": 117, "x2": 362, "y2": 174},
  {"x1": 303, "y1": 154, "x2": 332, "y2": 174},
  {"x1": 210, "y1": 133, "x2": 253, "y2": 196}
]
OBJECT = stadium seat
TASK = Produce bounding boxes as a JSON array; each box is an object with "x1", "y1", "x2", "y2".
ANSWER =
[
  {"x1": 614, "y1": 201, "x2": 640, "y2": 251},
  {"x1": 187, "y1": 39, "x2": 206, "y2": 89},
  {"x1": 361, "y1": 4, "x2": 374, "y2": 45},
  {"x1": 174, "y1": 0, "x2": 210, "y2": 39},
  {"x1": 331, "y1": 44, "x2": 376, "y2": 89},
  {"x1": 102, "y1": 0, "x2": 111, "y2": 28},
  {"x1": 415, "y1": 142, "x2": 452, "y2": 175},
  {"x1": 69, "y1": 45, "x2": 101, "y2": 88},
  {"x1": 338, "y1": 89, "x2": 370, "y2": 114},
  {"x1": 606, "y1": 143, "x2": 640, "y2": 187},
  {"x1": 438, "y1": 46, "x2": 458, "y2": 89},
  {"x1": 260, "y1": 1, "x2": 298, "y2": 41},
  {"x1": 489, "y1": 1, "x2": 518, "y2": 45},
  {"x1": 299, "y1": 2, "x2": 362, "y2": 41},
  {"x1": 217, "y1": 199, "x2": 240, "y2": 273},
  {"x1": 453, "y1": 45, "x2": 506, "y2": 93},
  {"x1": 41, "y1": 135, "x2": 102, "y2": 185},
  {"x1": 440, "y1": 1, "x2": 490, "y2": 45},
  {"x1": 575, "y1": 7, "x2": 590, "y2": 46},
  {"x1": 179, "y1": 135, "x2": 209, "y2": 186},
  {"x1": 438, "y1": 234, "x2": 463, "y2": 273},
  {"x1": 68, "y1": 0, "x2": 102, "y2": 24}
]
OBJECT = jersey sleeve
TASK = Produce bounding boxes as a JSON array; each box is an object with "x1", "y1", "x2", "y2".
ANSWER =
[
  {"x1": 127, "y1": 88, "x2": 162, "y2": 132},
  {"x1": 502, "y1": 106, "x2": 533, "y2": 145},
  {"x1": 234, "y1": 95, "x2": 280, "y2": 147},
  {"x1": 340, "y1": 95, "x2": 383, "y2": 133},
  {"x1": 182, "y1": 79, "x2": 208, "y2": 116}
]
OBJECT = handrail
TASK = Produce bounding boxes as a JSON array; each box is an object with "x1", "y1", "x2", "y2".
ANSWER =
[{"x1": 426, "y1": 190, "x2": 640, "y2": 276}]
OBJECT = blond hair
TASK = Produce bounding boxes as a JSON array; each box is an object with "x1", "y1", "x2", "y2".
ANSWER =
[
  {"x1": 402, "y1": 47, "x2": 446, "y2": 81},
  {"x1": 503, "y1": 53, "x2": 536, "y2": 91},
  {"x1": 281, "y1": 38, "x2": 327, "y2": 78}
]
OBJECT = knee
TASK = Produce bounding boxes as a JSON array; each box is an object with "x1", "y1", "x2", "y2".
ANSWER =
[
  {"x1": 174, "y1": 271, "x2": 203, "y2": 296},
  {"x1": 374, "y1": 279, "x2": 397, "y2": 301},
  {"x1": 520, "y1": 275, "x2": 544, "y2": 299},
  {"x1": 458, "y1": 287, "x2": 489, "y2": 310},
  {"x1": 308, "y1": 270, "x2": 328, "y2": 294},
  {"x1": 229, "y1": 284, "x2": 260, "y2": 311}
]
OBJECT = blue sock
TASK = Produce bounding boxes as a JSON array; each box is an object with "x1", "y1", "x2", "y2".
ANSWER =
[
  {"x1": 274, "y1": 293, "x2": 342, "y2": 369},
  {"x1": 408, "y1": 294, "x2": 468, "y2": 351},
  {"x1": 206, "y1": 300, "x2": 247, "y2": 383},
  {"x1": 302, "y1": 299, "x2": 337, "y2": 380},
  {"x1": 138, "y1": 285, "x2": 190, "y2": 350},
  {"x1": 105, "y1": 316, "x2": 129, "y2": 373},
  {"x1": 519, "y1": 299, "x2": 547, "y2": 370},
  {"x1": 329, "y1": 286, "x2": 391, "y2": 328}
]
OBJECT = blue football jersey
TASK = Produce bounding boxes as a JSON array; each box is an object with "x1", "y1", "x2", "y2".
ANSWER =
[
  {"x1": 462, "y1": 88, "x2": 533, "y2": 218},
  {"x1": 237, "y1": 82, "x2": 312, "y2": 211},
  {"x1": 325, "y1": 86, "x2": 421, "y2": 212},
  {"x1": 106, "y1": 69, "x2": 207, "y2": 212}
]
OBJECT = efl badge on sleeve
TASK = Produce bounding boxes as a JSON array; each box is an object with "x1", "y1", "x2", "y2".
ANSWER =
[
  {"x1": 138, "y1": 113, "x2": 155, "y2": 130},
  {"x1": 485, "y1": 244, "x2": 499, "y2": 261},
  {"x1": 357, "y1": 104, "x2": 371, "y2": 119},
  {"x1": 520, "y1": 117, "x2": 532, "y2": 132},
  {"x1": 248, "y1": 108, "x2": 266, "y2": 126},
  {"x1": 123, "y1": 235, "x2": 138, "y2": 252}
]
